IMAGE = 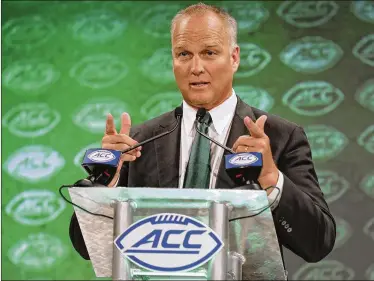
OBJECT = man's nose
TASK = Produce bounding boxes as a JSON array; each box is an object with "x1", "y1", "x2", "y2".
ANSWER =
[{"x1": 191, "y1": 56, "x2": 204, "y2": 75}]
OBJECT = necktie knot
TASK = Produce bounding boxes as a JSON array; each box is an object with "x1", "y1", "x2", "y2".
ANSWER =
[{"x1": 200, "y1": 112, "x2": 212, "y2": 126}]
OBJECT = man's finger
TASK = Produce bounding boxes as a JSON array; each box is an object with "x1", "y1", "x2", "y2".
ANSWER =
[
  {"x1": 120, "y1": 112, "x2": 131, "y2": 135},
  {"x1": 105, "y1": 113, "x2": 117, "y2": 135},
  {"x1": 256, "y1": 115, "x2": 267, "y2": 131},
  {"x1": 244, "y1": 116, "x2": 266, "y2": 138}
]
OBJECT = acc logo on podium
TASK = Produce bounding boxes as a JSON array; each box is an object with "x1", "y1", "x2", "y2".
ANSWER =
[{"x1": 114, "y1": 213, "x2": 223, "y2": 272}]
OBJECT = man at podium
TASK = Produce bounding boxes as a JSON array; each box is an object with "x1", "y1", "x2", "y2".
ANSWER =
[{"x1": 70, "y1": 2, "x2": 336, "y2": 268}]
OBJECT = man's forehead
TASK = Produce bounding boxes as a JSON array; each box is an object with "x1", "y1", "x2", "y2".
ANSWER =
[{"x1": 172, "y1": 14, "x2": 228, "y2": 48}]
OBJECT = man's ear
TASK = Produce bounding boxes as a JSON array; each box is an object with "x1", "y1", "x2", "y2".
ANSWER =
[{"x1": 231, "y1": 45, "x2": 240, "y2": 73}]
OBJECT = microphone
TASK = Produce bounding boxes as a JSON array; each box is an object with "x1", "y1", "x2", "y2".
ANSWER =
[
  {"x1": 195, "y1": 108, "x2": 262, "y2": 190},
  {"x1": 195, "y1": 108, "x2": 235, "y2": 154},
  {"x1": 77, "y1": 106, "x2": 183, "y2": 186}
]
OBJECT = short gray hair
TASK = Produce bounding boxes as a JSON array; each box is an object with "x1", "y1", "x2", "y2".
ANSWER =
[{"x1": 170, "y1": 2, "x2": 238, "y2": 50}]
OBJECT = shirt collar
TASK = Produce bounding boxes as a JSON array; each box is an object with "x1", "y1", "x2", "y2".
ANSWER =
[{"x1": 182, "y1": 89, "x2": 238, "y2": 136}]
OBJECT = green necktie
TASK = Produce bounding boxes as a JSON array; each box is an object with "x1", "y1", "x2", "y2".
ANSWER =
[{"x1": 183, "y1": 112, "x2": 212, "y2": 189}]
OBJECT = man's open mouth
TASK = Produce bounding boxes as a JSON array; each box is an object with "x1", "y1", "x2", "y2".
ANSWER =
[{"x1": 190, "y1": 82, "x2": 209, "y2": 86}]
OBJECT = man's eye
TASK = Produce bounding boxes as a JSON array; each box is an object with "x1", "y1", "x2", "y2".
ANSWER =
[
  {"x1": 206, "y1": 50, "x2": 215, "y2": 55},
  {"x1": 179, "y1": 51, "x2": 188, "y2": 57}
]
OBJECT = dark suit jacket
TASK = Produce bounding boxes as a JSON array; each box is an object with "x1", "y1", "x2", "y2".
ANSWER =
[{"x1": 70, "y1": 96, "x2": 336, "y2": 264}]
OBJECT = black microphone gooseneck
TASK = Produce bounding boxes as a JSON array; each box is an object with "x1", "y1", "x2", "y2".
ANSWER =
[
  {"x1": 195, "y1": 107, "x2": 261, "y2": 190},
  {"x1": 122, "y1": 106, "x2": 183, "y2": 154},
  {"x1": 195, "y1": 108, "x2": 235, "y2": 154}
]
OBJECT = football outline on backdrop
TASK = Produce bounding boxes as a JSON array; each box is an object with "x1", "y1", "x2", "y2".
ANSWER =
[
  {"x1": 333, "y1": 216, "x2": 353, "y2": 251},
  {"x1": 351, "y1": 1, "x2": 374, "y2": 24},
  {"x1": 72, "y1": 97, "x2": 130, "y2": 134},
  {"x1": 8, "y1": 233, "x2": 67, "y2": 271},
  {"x1": 292, "y1": 260, "x2": 355, "y2": 280},
  {"x1": 2, "y1": 15, "x2": 56, "y2": 49},
  {"x1": 140, "y1": 92, "x2": 183, "y2": 121},
  {"x1": 316, "y1": 170, "x2": 350, "y2": 204},
  {"x1": 140, "y1": 48, "x2": 174, "y2": 84},
  {"x1": 138, "y1": 4, "x2": 185, "y2": 38},
  {"x1": 220, "y1": 1, "x2": 269, "y2": 33},
  {"x1": 2, "y1": 103, "x2": 61, "y2": 138},
  {"x1": 69, "y1": 54, "x2": 129, "y2": 89},
  {"x1": 4, "y1": 145, "x2": 65, "y2": 183},
  {"x1": 71, "y1": 9, "x2": 127, "y2": 44},
  {"x1": 352, "y1": 34, "x2": 374, "y2": 67},
  {"x1": 277, "y1": 1, "x2": 339, "y2": 28},
  {"x1": 5, "y1": 189, "x2": 66, "y2": 226},
  {"x1": 279, "y1": 36, "x2": 344, "y2": 74},
  {"x1": 366, "y1": 263, "x2": 374, "y2": 280},
  {"x1": 355, "y1": 78, "x2": 374, "y2": 113},
  {"x1": 3, "y1": 59, "x2": 60, "y2": 96},
  {"x1": 304, "y1": 124, "x2": 348, "y2": 161},
  {"x1": 363, "y1": 216, "x2": 374, "y2": 241},
  {"x1": 236, "y1": 43, "x2": 272, "y2": 78},
  {"x1": 357, "y1": 125, "x2": 374, "y2": 154},
  {"x1": 234, "y1": 85, "x2": 274, "y2": 112},
  {"x1": 282, "y1": 81, "x2": 344, "y2": 116},
  {"x1": 360, "y1": 171, "x2": 374, "y2": 200}
]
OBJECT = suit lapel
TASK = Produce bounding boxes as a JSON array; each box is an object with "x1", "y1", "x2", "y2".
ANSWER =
[
  {"x1": 214, "y1": 97, "x2": 257, "y2": 189},
  {"x1": 154, "y1": 112, "x2": 181, "y2": 188}
]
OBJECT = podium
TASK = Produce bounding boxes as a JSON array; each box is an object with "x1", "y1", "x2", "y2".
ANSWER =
[{"x1": 68, "y1": 187, "x2": 286, "y2": 280}]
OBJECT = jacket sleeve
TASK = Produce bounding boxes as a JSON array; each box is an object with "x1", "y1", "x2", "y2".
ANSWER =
[{"x1": 272, "y1": 126, "x2": 336, "y2": 262}]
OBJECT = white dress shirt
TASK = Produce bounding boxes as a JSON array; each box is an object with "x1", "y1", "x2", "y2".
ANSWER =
[{"x1": 178, "y1": 89, "x2": 284, "y2": 210}]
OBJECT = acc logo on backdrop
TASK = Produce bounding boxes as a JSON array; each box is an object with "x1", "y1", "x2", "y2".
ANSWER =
[
  {"x1": 114, "y1": 213, "x2": 223, "y2": 272},
  {"x1": 355, "y1": 78, "x2": 374, "y2": 113},
  {"x1": 6, "y1": 190, "x2": 66, "y2": 226},
  {"x1": 316, "y1": 170, "x2": 349, "y2": 204},
  {"x1": 363, "y1": 217, "x2": 374, "y2": 241},
  {"x1": 8, "y1": 233, "x2": 67, "y2": 271},
  {"x1": 357, "y1": 125, "x2": 374, "y2": 154},
  {"x1": 71, "y1": 10, "x2": 127, "y2": 43},
  {"x1": 2, "y1": 15, "x2": 55, "y2": 49},
  {"x1": 351, "y1": 1, "x2": 374, "y2": 24},
  {"x1": 3, "y1": 145, "x2": 65, "y2": 183},
  {"x1": 236, "y1": 43, "x2": 271, "y2": 78},
  {"x1": 138, "y1": 4, "x2": 184, "y2": 38},
  {"x1": 360, "y1": 171, "x2": 374, "y2": 200},
  {"x1": 277, "y1": 1, "x2": 339, "y2": 28},
  {"x1": 140, "y1": 48, "x2": 174, "y2": 84},
  {"x1": 304, "y1": 125, "x2": 348, "y2": 161},
  {"x1": 2, "y1": 103, "x2": 60, "y2": 138},
  {"x1": 280, "y1": 36, "x2": 343, "y2": 73},
  {"x1": 220, "y1": 1, "x2": 269, "y2": 33},
  {"x1": 293, "y1": 260, "x2": 355, "y2": 280},
  {"x1": 282, "y1": 81, "x2": 344, "y2": 116},
  {"x1": 235, "y1": 85, "x2": 274, "y2": 112},
  {"x1": 70, "y1": 54, "x2": 128, "y2": 89},
  {"x1": 3, "y1": 60, "x2": 60, "y2": 96},
  {"x1": 334, "y1": 216, "x2": 353, "y2": 250},
  {"x1": 140, "y1": 92, "x2": 182, "y2": 121},
  {"x1": 353, "y1": 34, "x2": 374, "y2": 67},
  {"x1": 73, "y1": 97, "x2": 129, "y2": 134}
]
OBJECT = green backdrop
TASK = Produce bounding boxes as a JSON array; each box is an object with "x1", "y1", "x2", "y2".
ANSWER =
[{"x1": 2, "y1": 1, "x2": 374, "y2": 280}]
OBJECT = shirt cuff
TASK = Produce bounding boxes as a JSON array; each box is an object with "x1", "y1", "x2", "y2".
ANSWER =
[{"x1": 267, "y1": 170, "x2": 284, "y2": 211}]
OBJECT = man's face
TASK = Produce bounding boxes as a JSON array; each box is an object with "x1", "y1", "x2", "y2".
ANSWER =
[{"x1": 172, "y1": 12, "x2": 240, "y2": 110}]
